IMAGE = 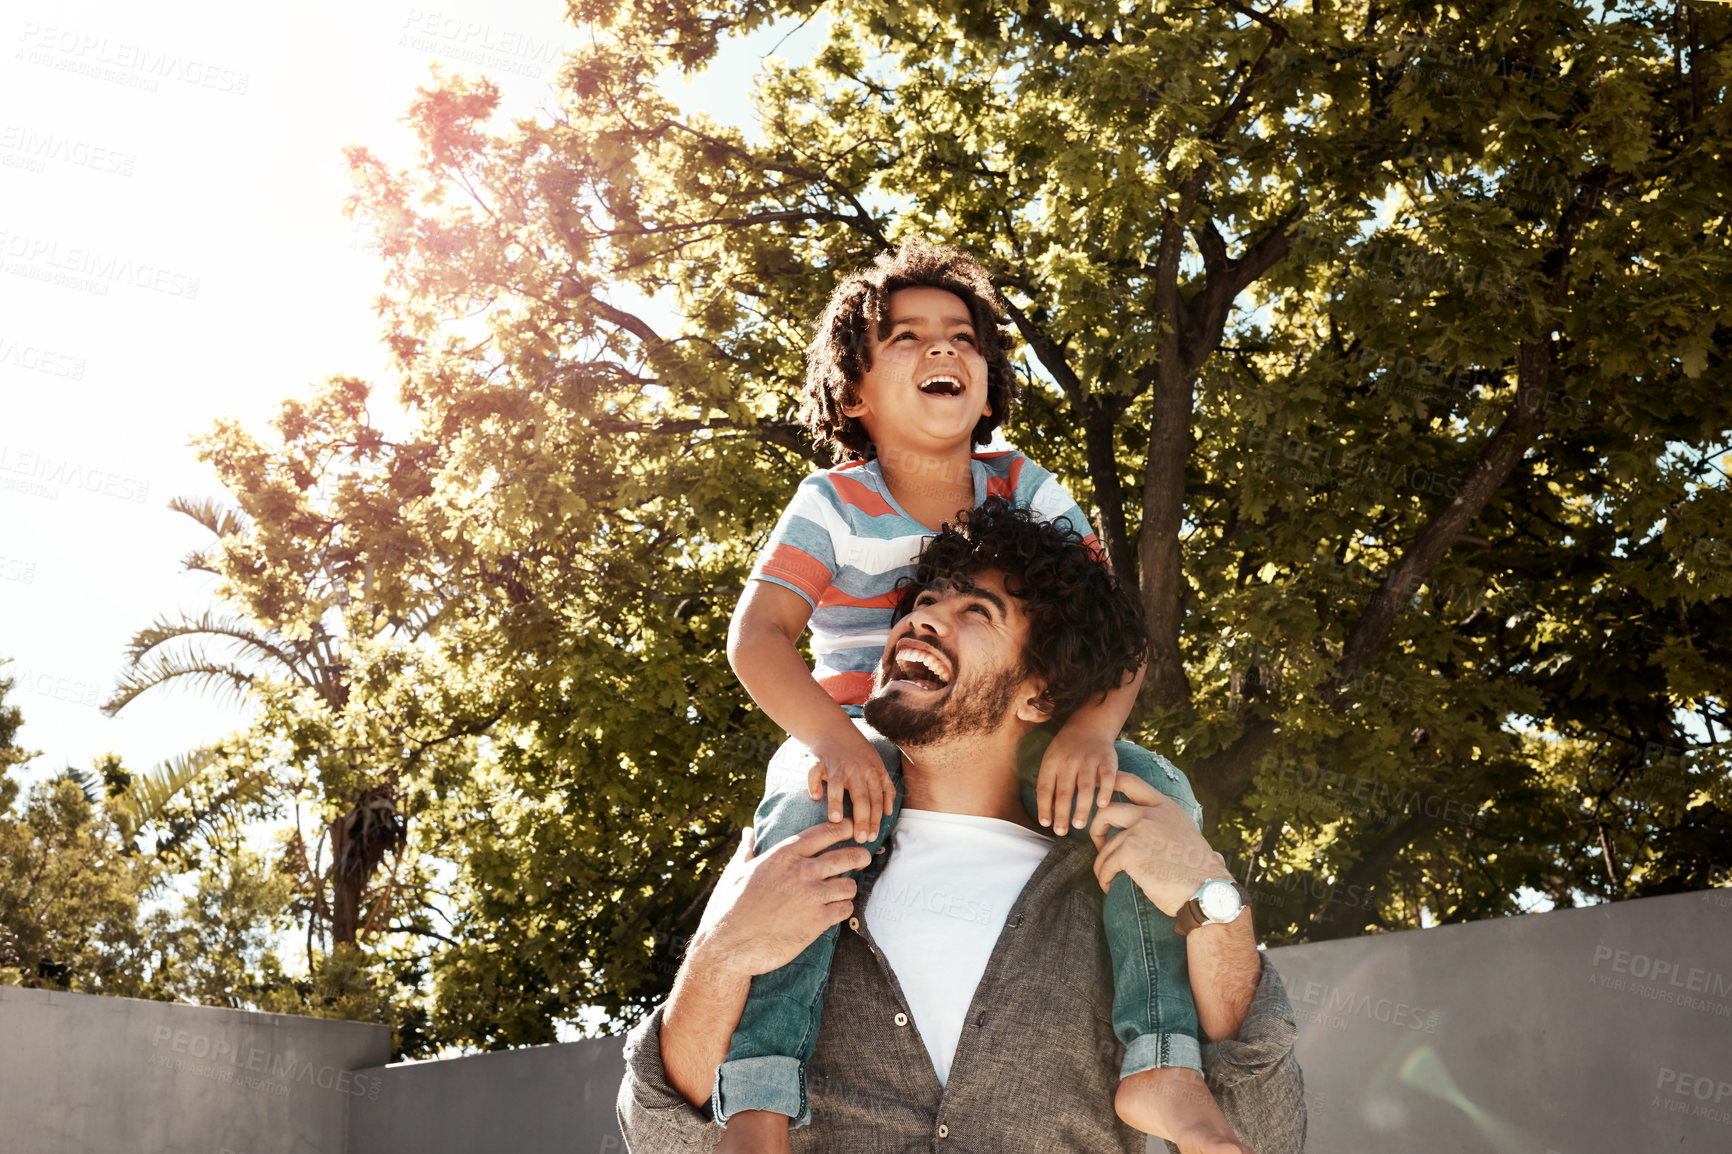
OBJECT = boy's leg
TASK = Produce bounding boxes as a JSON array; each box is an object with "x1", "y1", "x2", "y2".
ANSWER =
[
  {"x1": 1100, "y1": 742, "x2": 1205, "y2": 1081},
  {"x1": 1023, "y1": 734, "x2": 1249, "y2": 1149},
  {"x1": 712, "y1": 719, "x2": 902, "y2": 1128},
  {"x1": 1013, "y1": 734, "x2": 1204, "y2": 1077}
]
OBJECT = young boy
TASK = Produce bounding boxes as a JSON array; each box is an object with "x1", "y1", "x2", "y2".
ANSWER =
[{"x1": 717, "y1": 239, "x2": 1250, "y2": 1154}]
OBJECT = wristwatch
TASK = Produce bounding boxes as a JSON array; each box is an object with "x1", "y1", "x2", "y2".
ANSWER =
[{"x1": 1174, "y1": 879, "x2": 1248, "y2": 936}]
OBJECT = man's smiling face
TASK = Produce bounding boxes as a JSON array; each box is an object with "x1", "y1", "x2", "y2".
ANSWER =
[{"x1": 863, "y1": 568, "x2": 1042, "y2": 746}]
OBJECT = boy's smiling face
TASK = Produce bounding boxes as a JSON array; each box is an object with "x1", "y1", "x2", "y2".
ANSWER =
[{"x1": 843, "y1": 287, "x2": 993, "y2": 455}]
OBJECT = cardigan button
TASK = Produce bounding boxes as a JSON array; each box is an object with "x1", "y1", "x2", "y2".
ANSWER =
[
  {"x1": 938, "y1": 1124, "x2": 949, "y2": 1138},
  {"x1": 893, "y1": 1012, "x2": 908, "y2": 1027}
]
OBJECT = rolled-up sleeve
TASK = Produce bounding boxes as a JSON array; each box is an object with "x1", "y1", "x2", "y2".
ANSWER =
[
  {"x1": 1185, "y1": 957, "x2": 1307, "y2": 1154},
  {"x1": 616, "y1": 1006, "x2": 724, "y2": 1153}
]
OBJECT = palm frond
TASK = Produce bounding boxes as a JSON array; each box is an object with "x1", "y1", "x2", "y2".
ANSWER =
[
  {"x1": 168, "y1": 495, "x2": 250, "y2": 539},
  {"x1": 103, "y1": 648, "x2": 255, "y2": 715},
  {"x1": 169, "y1": 497, "x2": 251, "y2": 574},
  {"x1": 109, "y1": 747, "x2": 279, "y2": 853},
  {"x1": 58, "y1": 767, "x2": 99, "y2": 803},
  {"x1": 116, "y1": 611, "x2": 308, "y2": 679},
  {"x1": 107, "y1": 748, "x2": 216, "y2": 827}
]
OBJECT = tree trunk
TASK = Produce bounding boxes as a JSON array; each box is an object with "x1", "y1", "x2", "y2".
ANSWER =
[{"x1": 327, "y1": 787, "x2": 406, "y2": 947}]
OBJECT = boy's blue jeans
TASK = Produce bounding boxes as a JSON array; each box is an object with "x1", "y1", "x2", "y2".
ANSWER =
[{"x1": 711, "y1": 717, "x2": 1206, "y2": 1127}]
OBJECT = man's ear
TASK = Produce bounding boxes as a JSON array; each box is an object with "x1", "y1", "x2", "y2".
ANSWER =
[{"x1": 1013, "y1": 679, "x2": 1053, "y2": 726}]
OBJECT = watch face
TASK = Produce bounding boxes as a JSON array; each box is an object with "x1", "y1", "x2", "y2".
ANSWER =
[{"x1": 1199, "y1": 880, "x2": 1240, "y2": 921}]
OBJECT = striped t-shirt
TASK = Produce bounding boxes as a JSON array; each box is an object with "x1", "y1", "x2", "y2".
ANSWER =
[{"x1": 748, "y1": 450, "x2": 1100, "y2": 709}]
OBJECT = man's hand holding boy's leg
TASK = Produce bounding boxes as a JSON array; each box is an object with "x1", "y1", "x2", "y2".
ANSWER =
[{"x1": 661, "y1": 825, "x2": 870, "y2": 1110}]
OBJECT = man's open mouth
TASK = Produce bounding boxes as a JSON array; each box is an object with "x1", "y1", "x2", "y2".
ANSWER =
[
  {"x1": 917, "y1": 374, "x2": 965, "y2": 397},
  {"x1": 888, "y1": 640, "x2": 953, "y2": 691}
]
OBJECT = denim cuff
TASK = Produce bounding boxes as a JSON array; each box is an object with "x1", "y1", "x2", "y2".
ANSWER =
[
  {"x1": 1120, "y1": 1030, "x2": 1203, "y2": 1079},
  {"x1": 712, "y1": 1055, "x2": 810, "y2": 1127}
]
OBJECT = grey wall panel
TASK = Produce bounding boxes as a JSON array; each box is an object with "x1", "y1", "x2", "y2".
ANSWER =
[
  {"x1": 1265, "y1": 888, "x2": 1732, "y2": 1152},
  {"x1": 346, "y1": 1035, "x2": 627, "y2": 1154},
  {"x1": 11, "y1": 889, "x2": 1729, "y2": 1153},
  {"x1": 338, "y1": 890, "x2": 1732, "y2": 1153},
  {"x1": 0, "y1": 984, "x2": 390, "y2": 1154}
]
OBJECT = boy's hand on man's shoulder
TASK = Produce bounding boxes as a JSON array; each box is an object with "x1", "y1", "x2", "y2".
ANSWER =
[
  {"x1": 803, "y1": 725, "x2": 897, "y2": 842},
  {"x1": 1036, "y1": 721, "x2": 1121, "y2": 836}
]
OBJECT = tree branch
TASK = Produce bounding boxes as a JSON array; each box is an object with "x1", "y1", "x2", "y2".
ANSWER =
[
  {"x1": 1327, "y1": 173, "x2": 1606, "y2": 694},
  {"x1": 1306, "y1": 810, "x2": 1441, "y2": 940}
]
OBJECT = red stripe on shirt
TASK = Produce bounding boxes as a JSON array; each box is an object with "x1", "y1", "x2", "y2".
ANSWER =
[
  {"x1": 817, "y1": 585, "x2": 904, "y2": 610},
  {"x1": 753, "y1": 544, "x2": 834, "y2": 603},
  {"x1": 818, "y1": 669, "x2": 878, "y2": 707},
  {"x1": 830, "y1": 473, "x2": 898, "y2": 518},
  {"x1": 982, "y1": 453, "x2": 1023, "y2": 501}
]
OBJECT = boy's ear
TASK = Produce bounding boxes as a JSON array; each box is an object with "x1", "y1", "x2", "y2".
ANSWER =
[
  {"x1": 979, "y1": 370, "x2": 1001, "y2": 421},
  {"x1": 840, "y1": 381, "x2": 868, "y2": 419}
]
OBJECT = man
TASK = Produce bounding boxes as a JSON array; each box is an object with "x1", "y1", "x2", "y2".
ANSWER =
[{"x1": 618, "y1": 499, "x2": 1306, "y2": 1153}]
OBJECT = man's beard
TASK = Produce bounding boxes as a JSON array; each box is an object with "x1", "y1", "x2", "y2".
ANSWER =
[{"x1": 863, "y1": 658, "x2": 1024, "y2": 748}]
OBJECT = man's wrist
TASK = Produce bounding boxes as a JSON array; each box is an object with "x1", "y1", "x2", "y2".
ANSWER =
[
  {"x1": 1179, "y1": 852, "x2": 1232, "y2": 894},
  {"x1": 681, "y1": 927, "x2": 758, "y2": 993},
  {"x1": 1153, "y1": 853, "x2": 1232, "y2": 915}
]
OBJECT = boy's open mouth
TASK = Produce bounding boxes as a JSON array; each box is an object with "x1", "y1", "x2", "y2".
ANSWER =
[
  {"x1": 889, "y1": 640, "x2": 953, "y2": 691},
  {"x1": 918, "y1": 374, "x2": 965, "y2": 397}
]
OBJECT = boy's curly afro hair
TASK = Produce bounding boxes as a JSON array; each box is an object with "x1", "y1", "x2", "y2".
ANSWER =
[
  {"x1": 800, "y1": 238, "x2": 1019, "y2": 462},
  {"x1": 894, "y1": 496, "x2": 1147, "y2": 725}
]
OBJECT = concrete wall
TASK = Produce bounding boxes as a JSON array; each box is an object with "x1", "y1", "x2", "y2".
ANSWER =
[
  {"x1": 346, "y1": 1036, "x2": 626, "y2": 1154},
  {"x1": 10, "y1": 888, "x2": 1730, "y2": 1152},
  {"x1": 0, "y1": 984, "x2": 391, "y2": 1154},
  {"x1": 340, "y1": 889, "x2": 1732, "y2": 1154},
  {"x1": 1269, "y1": 887, "x2": 1732, "y2": 1153}
]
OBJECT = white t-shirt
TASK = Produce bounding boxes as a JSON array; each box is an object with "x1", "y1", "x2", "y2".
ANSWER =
[{"x1": 863, "y1": 808, "x2": 1054, "y2": 1087}]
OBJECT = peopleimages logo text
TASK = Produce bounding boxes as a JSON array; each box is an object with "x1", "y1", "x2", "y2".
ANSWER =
[
  {"x1": 15, "y1": 22, "x2": 249, "y2": 94},
  {"x1": 0, "y1": 447, "x2": 150, "y2": 503},
  {"x1": 0, "y1": 231, "x2": 199, "y2": 300},
  {"x1": 0, "y1": 124, "x2": 136, "y2": 175},
  {"x1": 149, "y1": 1027, "x2": 382, "y2": 1099},
  {"x1": 1297, "y1": 980, "x2": 1441, "y2": 1032},
  {"x1": 0, "y1": 336, "x2": 85, "y2": 380},
  {"x1": 1591, "y1": 945, "x2": 1732, "y2": 995}
]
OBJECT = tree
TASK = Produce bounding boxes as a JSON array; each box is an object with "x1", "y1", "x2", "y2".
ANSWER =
[
  {"x1": 164, "y1": 0, "x2": 1730, "y2": 1046},
  {"x1": 0, "y1": 669, "x2": 292, "y2": 1005},
  {"x1": 101, "y1": 490, "x2": 508, "y2": 961},
  {"x1": 0, "y1": 670, "x2": 148, "y2": 991}
]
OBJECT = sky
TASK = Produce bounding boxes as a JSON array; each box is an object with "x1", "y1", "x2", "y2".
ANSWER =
[{"x1": 1, "y1": 1, "x2": 823, "y2": 788}]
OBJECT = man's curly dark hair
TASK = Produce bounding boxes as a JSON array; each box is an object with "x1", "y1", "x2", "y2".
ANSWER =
[
  {"x1": 800, "y1": 238, "x2": 1019, "y2": 462},
  {"x1": 893, "y1": 496, "x2": 1147, "y2": 725}
]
